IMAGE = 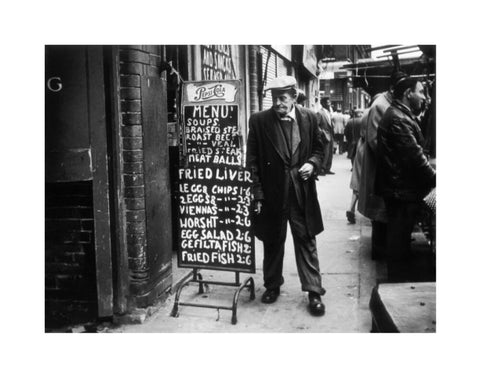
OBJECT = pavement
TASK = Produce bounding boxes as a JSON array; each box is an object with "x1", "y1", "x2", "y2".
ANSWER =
[{"x1": 110, "y1": 153, "x2": 387, "y2": 333}]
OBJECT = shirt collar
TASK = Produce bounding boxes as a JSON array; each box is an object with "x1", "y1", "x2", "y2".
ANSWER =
[
  {"x1": 393, "y1": 99, "x2": 414, "y2": 118},
  {"x1": 286, "y1": 106, "x2": 296, "y2": 120}
]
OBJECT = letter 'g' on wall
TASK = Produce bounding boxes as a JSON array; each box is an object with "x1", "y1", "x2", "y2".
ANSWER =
[{"x1": 47, "y1": 76, "x2": 62, "y2": 92}]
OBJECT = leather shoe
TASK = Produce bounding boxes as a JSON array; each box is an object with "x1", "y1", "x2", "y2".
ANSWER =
[
  {"x1": 318, "y1": 169, "x2": 326, "y2": 176},
  {"x1": 326, "y1": 170, "x2": 335, "y2": 175},
  {"x1": 261, "y1": 288, "x2": 280, "y2": 304},
  {"x1": 308, "y1": 292, "x2": 325, "y2": 316},
  {"x1": 346, "y1": 211, "x2": 356, "y2": 224}
]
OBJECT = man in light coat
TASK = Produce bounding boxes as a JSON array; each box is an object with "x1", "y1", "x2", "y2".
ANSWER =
[
  {"x1": 316, "y1": 97, "x2": 335, "y2": 175},
  {"x1": 332, "y1": 107, "x2": 347, "y2": 154}
]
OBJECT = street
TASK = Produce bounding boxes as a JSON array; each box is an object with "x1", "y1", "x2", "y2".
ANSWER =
[{"x1": 111, "y1": 153, "x2": 386, "y2": 333}]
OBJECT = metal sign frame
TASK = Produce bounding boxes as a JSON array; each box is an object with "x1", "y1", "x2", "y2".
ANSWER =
[{"x1": 172, "y1": 79, "x2": 255, "y2": 324}]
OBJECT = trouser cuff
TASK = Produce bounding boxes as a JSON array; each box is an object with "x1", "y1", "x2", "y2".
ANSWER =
[{"x1": 302, "y1": 285, "x2": 326, "y2": 296}]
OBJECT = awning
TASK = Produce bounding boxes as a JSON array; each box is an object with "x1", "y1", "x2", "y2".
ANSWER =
[{"x1": 318, "y1": 60, "x2": 351, "y2": 80}]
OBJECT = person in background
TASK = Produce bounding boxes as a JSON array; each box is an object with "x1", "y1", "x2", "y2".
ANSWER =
[
  {"x1": 316, "y1": 97, "x2": 335, "y2": 175},
  {"x1": 346, "y1": 108, "x2": 367, "y2": 224},
  {"x1": 332, "y1": 107, "x2": 347, "y2": 154},
  {"x1": 296, "y1": 89, "x2": 307, "y2": 107},
  {"x1": 313, "y1": 97, "x2": 321, "y2": 113},
  {"x1": 344, "y1": 108, "x2": 364, "y2": 167},
  {"x1": 421, "y1": 80, "x2": 435, "y2": 159},
  {"x1": 358, "y1": 71, "x2": 407, "y2": 260},
  {"x1": 375, "y1": 75, "x2": 436, "y2": 282},
  {"x1": 342, "y1": 110, "x2": 351, "y2": 153},
  {"x1": 246, "y1": 76, "x2": 327, "y2": 316}
]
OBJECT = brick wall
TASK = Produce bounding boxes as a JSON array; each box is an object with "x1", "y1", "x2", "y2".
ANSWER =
[
  {"x1": 119, "y1": 45, "x2": 171, "y2": 303},
  {"x1": 45, "y1": 181, "x2": 97, "y2": 327}
]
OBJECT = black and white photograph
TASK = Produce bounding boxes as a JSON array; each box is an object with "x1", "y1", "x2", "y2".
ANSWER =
[
  {"x1": 44, "y1": 44, "x2": 437, "y2": 333},
  {"x1": 2, "y1": 1, "x2": 480, "y2": 376}
]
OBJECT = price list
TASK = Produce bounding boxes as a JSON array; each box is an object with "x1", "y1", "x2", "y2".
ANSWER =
[{"x1": 178, "y1": 102, "x2": 254, "y2": 272}]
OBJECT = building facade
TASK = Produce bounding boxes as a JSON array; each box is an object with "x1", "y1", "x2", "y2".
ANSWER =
[
  {"x1": 45, "y1": 45, "x2": 366, "y2": 327},
  {"x1": 46, "y1": 46, "x2": 174, "y2": 326},
  {"x1": 317, "y1": 45, "x2": 371, "y2": 112}
]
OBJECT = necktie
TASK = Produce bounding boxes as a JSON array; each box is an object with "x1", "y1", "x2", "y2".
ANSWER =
[
  {"x1": 284, "y1": 116, "x2": 300, "y2": 154},
  {"x1": 280, "y1": 116, "x2": 300, "y2": 155}
]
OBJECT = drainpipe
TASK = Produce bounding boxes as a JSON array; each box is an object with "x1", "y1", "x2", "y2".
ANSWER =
[{"x1": 248, "y1": 45, "x2": 259, "y2": 114}]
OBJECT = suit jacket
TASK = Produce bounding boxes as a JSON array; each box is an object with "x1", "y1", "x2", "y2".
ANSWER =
[
  {"x1": 246, "y1": 106, "x2": 325, "y2": 242},
  {"x1": 331, "y1": 112, "x2": 347, "y2": 134},
  {"x1": 345, "y1": 116, "x2": 362, "y2": 159},
  {"x1": 317, "y1": 108, "x2": 334, "y2": 142}
]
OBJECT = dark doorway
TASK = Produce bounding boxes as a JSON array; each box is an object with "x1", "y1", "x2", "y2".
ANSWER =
[{"x1": 45, "y1": 46, "x2": 113, "y2": 328}]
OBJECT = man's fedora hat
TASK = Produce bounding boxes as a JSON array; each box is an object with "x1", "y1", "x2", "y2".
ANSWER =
[{"x1": 264, "y1": 76, "x2": 297, "y2": 91}]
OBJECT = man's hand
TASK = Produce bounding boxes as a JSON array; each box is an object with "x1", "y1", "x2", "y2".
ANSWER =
[
  {"x1": 298, "y1": 162, "x2": 314, "y2": 181},
  {"x1": 253, "y1": 200, "x2": 263, "y2": 214}
]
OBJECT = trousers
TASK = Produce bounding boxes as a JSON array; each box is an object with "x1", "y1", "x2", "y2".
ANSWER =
[
  {"x1": 385, "y1": 198, "x2": 421, "y2": 281},
  {"x1": 262, "y1": 182, "x2": 323, "y2": 294},
  {"x1": 321, "y1": 137, "x2": 334, "y2": 171},
  {"x1": 371, "y1": 220, "x2": 387, "y2": 260}
]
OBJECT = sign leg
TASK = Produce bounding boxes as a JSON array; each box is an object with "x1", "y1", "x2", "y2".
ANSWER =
[
  {"x1": 231, "y1": 276, "x2": 255, "y2": 325},
  {"x1": 170, "y1": 271, "x2": 194, "y2": 317}
]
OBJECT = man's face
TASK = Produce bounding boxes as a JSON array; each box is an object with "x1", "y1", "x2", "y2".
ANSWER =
[
  {"x1": 271, "y1": 90, "x2": 296, "y2": 116},
  {"x1": 408, "y1": 82, "x2": 426, "y2": 113},
  {"x1": 322, "y1": 99, "x2": 331, "y2": 109}
]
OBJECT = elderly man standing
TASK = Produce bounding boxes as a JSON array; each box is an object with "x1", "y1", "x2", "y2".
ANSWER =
[
  {"x1": 246, "y1": 76, "x2": 326, "y2": 316},
  {"x1": 376, "y1": 76, "x2": 436, "y2": 281}
]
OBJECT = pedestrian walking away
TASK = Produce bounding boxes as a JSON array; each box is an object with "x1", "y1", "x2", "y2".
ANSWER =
[
  {"x1": 332, "y1": 107, "x2": 347, "y2": 154},
  {"x1": 316, "y1": 97, "x2": 335, "y2": 175},
  {"x1": 346, "y1": 108, "x2": 366, "y2": 224},
  {"x1": 246, "y1": 75, "x2": 326, "y2": 316},
  {"x1": 344, "y1": 108, "x2": 363, "y2": 167}
]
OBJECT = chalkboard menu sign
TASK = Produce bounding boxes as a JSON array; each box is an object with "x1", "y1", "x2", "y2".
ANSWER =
[{"x1": 178, "y1": 80, "x2": 255, "y2": 273}]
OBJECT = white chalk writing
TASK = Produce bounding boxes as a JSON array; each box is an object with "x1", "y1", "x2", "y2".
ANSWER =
[{"x1": 179, "y1": 96, "x2": 253, "y2": 272}]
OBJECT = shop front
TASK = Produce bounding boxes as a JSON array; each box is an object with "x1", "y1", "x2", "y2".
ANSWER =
[
  {"x1": 45, "y1": 44, "x2": 323, "y2": 328},
  {"x1": 45, "y1": 45, "x2": 174, "y2": 326}
]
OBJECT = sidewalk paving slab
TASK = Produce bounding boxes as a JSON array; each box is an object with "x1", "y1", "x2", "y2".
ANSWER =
[{"x1": 111, "y1": 154, "x2": 382, "y2": 333}]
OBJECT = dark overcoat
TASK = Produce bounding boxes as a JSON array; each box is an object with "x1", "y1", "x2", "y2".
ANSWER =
[
  {"x1": 316, "y1": 108, "x2": 334, "y2": 171},
  {"x1": 375, "y1": 100, "x2": 436, "y2": 202},
  {"x1": 246, "y1": 106, "x2": 324, "y2": 242},
  {"x1": 316, "y1": 108, "x2": 334, "y2": 142}
]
